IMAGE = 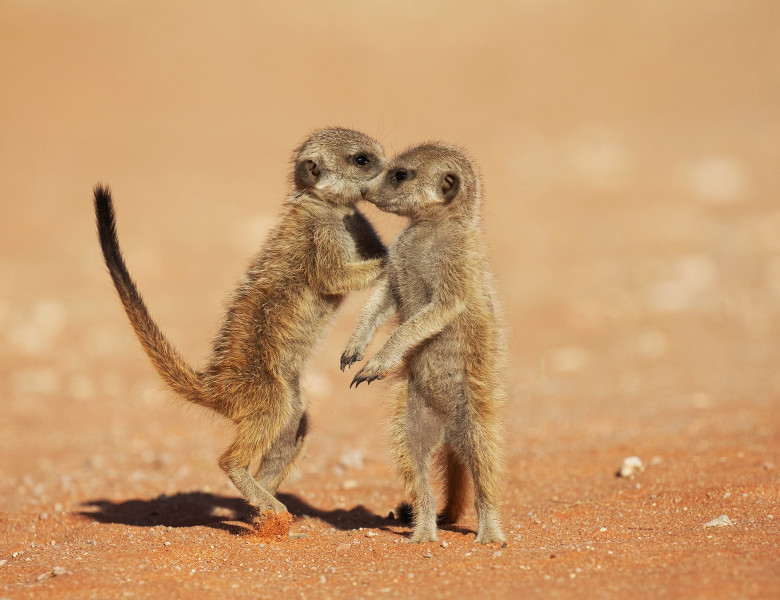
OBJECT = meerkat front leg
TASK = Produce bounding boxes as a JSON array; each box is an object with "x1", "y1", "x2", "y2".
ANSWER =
[
  {"x1": 351, "y1": 298, "x2": 464, "y2": 387},
  {"x1": 341, "y1": 277, "x2": 396, "y2": 371},
  {"x1": 311, "y1": 226, "x2": 385, "y2": 296}
]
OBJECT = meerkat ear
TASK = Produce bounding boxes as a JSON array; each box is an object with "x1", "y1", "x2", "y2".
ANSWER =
[
  {"x1": 295, "y1": 159, "x2": 321, "y2": 189},
  {"x1": 441, "y1": 173, "x2": 460, "y2": 202}
]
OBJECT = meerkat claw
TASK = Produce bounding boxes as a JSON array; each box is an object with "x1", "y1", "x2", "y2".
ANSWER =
[{"x1": 367, "y1": 372, "x2": 386, "y2": 384}]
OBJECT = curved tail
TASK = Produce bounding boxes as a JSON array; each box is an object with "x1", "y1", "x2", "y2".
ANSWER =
[{"x1": 93, "y1": 184, "x2": 209, "y2": 408}]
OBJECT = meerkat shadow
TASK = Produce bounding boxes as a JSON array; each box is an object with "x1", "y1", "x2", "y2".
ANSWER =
[
  {"x1": 78, "y1": 491, "x2": 400, "y2": 536},
  {"x1": 79, "y1": 491, "x2": 257, "y2": 536},
  {"x1": 276, "y1": 493, "x2": 398, "y2": 532}
]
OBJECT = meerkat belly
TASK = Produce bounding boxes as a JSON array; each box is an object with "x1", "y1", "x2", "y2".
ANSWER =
[{"x1": 407, "y1": 326, "x2": 468, "y2": 408}]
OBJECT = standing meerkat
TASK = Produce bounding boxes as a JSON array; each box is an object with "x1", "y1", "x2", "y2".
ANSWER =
[
  {"x1": 340, "y1": 143, "x2": 506, "y2": 544},
  {"x1": 95, "y1": 127, "x2": 387, "y2": 518}
]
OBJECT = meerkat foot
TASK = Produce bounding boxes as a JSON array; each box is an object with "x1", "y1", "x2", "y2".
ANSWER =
[
  {"x1": 409, "y1": 528, "x2": 439, "y2": 543},
  {"x1": 249, "y1": 496, "x2": 288, "y2": 518},
  {"x1": 475, "y1": 525, "x2": 505, "y2": 544}
]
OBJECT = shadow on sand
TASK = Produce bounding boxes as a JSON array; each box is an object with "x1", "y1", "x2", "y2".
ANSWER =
[{"x1": 78, "y1": 491, "x2": 411, "y2": 536}]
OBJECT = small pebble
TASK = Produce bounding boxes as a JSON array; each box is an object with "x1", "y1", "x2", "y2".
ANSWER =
[
  {"x1": 618, "y1": 456, "x2": 645, "y2": 477},
  {"x1": 365, "y1": 531, "x2": 377, "y2": 538},
  {"x1": 423, "y1": 551, "x2": 433, "y2": 559},
  {"x1": 440, "y1": 540, "x2": 449, "y2": 548},
  {"x1": 704, "y1": 515, "x2": 734, "y2": 528},
  {"x1": 52, "y1": 566, "x2": 67, "y2": 576},
  {"x1": 164, "y1": 541, "x2": 171, "y2": 546}
]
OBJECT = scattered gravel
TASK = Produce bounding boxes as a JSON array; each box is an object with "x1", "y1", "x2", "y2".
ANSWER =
[
  {"x1": 704, "y1": 515, "x2": 734, "y2": 528},
  {"x1": 618, "y1": 456, "x2": 645, "y2": 477}
]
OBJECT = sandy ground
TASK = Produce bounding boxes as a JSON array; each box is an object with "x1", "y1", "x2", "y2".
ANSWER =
[{"x1": 1, "y1": 2, "x2": 779, "y2": 598}]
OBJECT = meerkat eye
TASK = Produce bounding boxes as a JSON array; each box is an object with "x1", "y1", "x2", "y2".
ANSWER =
[
  {"x1": 352, "y1": 154, "x2": 371, "y2": 167},
  {"x1": 394, "y1": 170, "x2": 408, "y2": 182}
]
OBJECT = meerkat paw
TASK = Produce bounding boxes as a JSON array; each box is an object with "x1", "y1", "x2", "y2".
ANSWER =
[
  {"x1": 475, "y1": 527, "x2": 506, "y2": 544},
  {"x1": 249, "y1": 496, "x2": 288, "y2": 516},
  {"x1": 408, "y1": 528, "x2": 439, "y2": 543},
  {"x1": 350, "y1": 355, "x2": 391, "y2": 388},
  {"x1": 340, "y1": 346, "x2": 364, "y2": 371}
]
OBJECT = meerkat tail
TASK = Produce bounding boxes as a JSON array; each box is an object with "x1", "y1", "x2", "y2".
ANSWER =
[{"x1": 93, "y1": 184, "x2": 209, "y2": 409}]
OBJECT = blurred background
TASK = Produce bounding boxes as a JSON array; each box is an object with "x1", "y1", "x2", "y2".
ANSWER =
[{"x1": 1, "y1": 1, "x2": 778, "y2": 510}]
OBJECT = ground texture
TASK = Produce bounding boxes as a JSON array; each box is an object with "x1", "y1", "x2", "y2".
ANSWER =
[{"x1": 1, "y1": 2, "x2": 778, "y2": 599}]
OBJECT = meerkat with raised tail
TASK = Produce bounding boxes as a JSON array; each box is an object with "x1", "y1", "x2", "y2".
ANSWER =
[
  {"x1": 95, "y1": 127, "x2": 387, "y2": 519},
  {"x1": 341, "y1": 143, "x2": 506, "y2": 544}
]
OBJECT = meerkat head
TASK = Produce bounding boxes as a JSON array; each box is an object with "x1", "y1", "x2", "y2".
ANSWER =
[
  {"x1": 364, "y1": 143, "x2": 482, "y2": 219},
  {"x1": 292, "y1": 127, "x2": 386, "y2": 205}
]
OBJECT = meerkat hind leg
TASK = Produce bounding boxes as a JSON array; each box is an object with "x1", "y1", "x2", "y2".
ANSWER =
[
  {"x1": 402, "y1": 388, "x2": 445, "y2": 543},
  {"x1": 254, "y1": 405, "x2": 309, "y2": 495},
  {"x1": 461, "y1": 423, "x2": 505, "y2": 544},
  {"x1": 219, "y1": 422, "x2": 287, "y2": 515}
]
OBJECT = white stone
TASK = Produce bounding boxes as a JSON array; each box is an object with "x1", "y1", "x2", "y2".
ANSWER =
[
  {"x1": 618, "y1": 456, "x2": 645, "y2": 478},
  {"x1": 704, "y1": 515, "x2": 734, "y2": 528}
]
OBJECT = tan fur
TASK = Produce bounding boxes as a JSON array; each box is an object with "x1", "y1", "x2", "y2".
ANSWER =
[
  {"x1": 95, "y1": 127, "x2": 387, "y2": 515},
  {"x1": 342, "y1": 143, "x2": 506, "y2": 543}
]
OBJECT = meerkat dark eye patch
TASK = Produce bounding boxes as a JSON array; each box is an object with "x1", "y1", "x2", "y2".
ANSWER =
[
  {"x1": 295, "y1": 159, "x2": 321, "y2": 188},
  {"x1": 351, "y1": 153, "x2": 372, "y2": 167},
  {"x1": 388, "y1": 169, "x2": 415, "y2": 185},
  {"x1": 441, "y1": 173, "x2": 460, "y2": 201}
]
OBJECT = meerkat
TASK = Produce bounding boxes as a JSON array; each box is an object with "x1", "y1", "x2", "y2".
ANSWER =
[
  {"x1": 94, "y1": 127, "x2": 387, "y2": 518},
  {"x1": 340, "y1": 143, "x2": 506, "y2": 544}
]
